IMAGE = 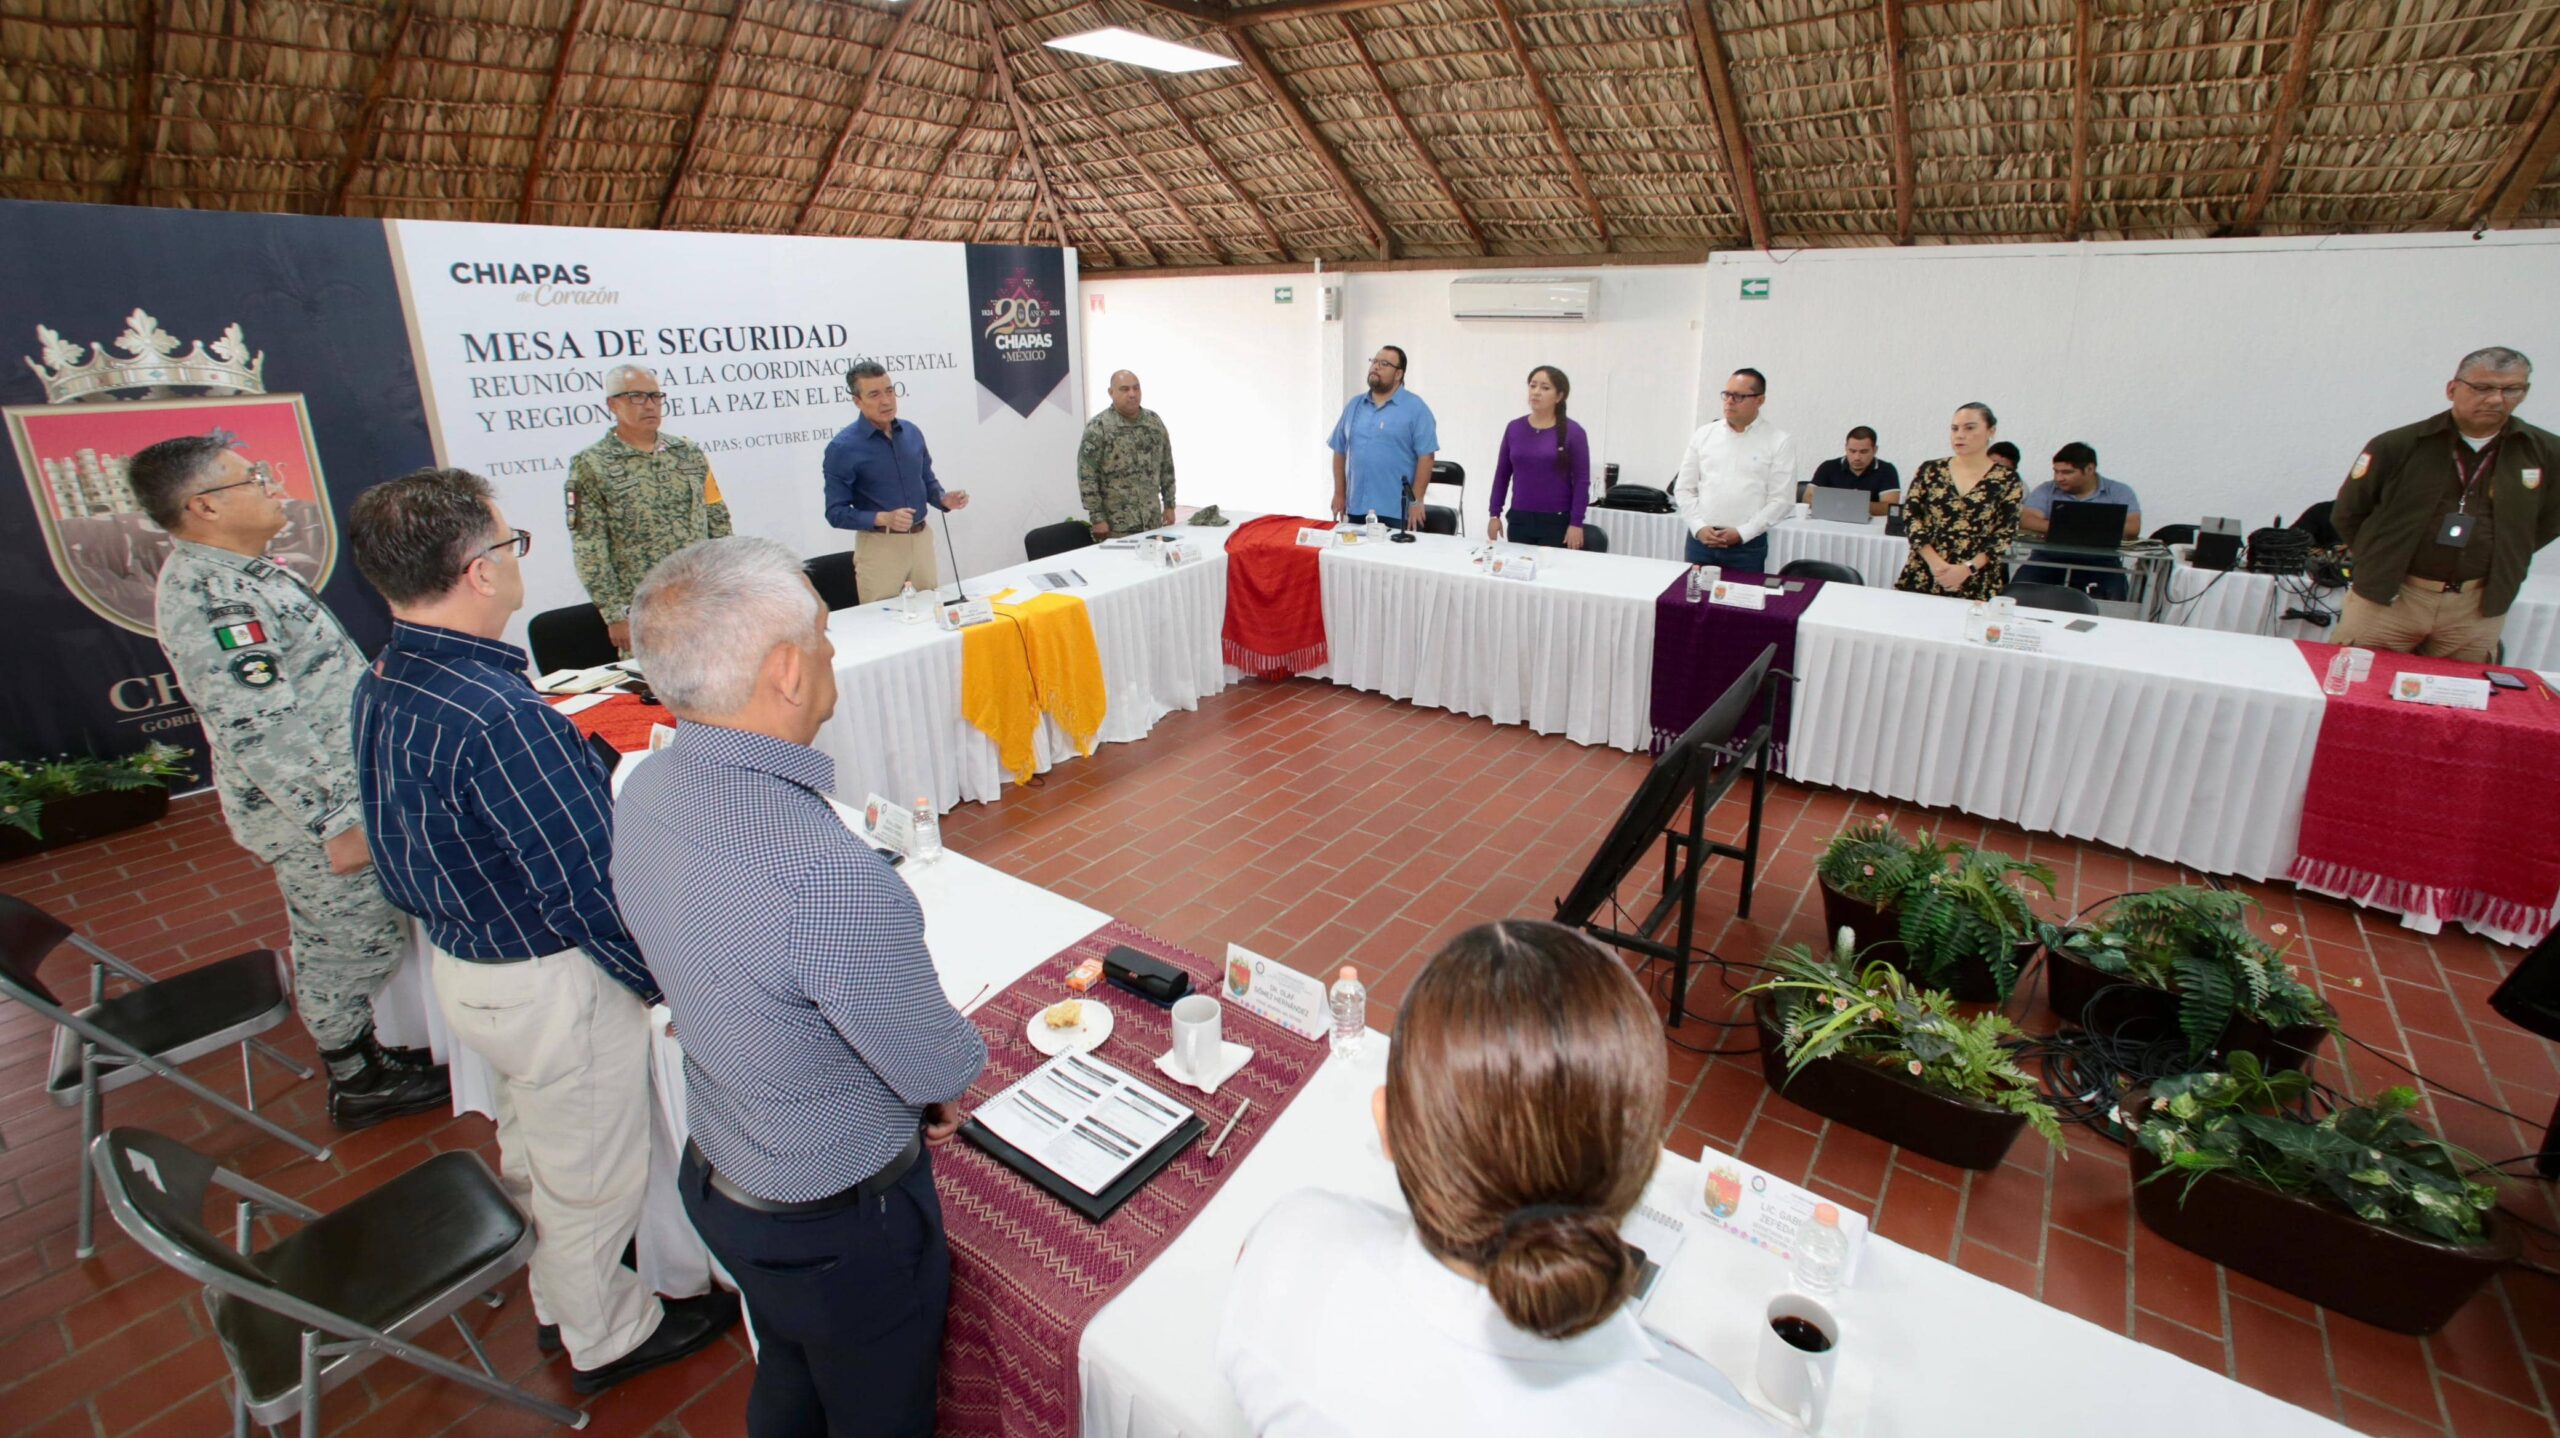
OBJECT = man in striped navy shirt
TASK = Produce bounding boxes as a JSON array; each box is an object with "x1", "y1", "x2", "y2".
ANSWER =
[
  {"x1": 346, "y1": 468, "x2": 735, "y2": 1395},
  {"x1": 614, "y1": 536, "x2": 986, "y2": 1438}
]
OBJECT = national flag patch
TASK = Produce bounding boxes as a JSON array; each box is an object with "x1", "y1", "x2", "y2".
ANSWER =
[{"x1": 213, "y1": 620, "x2": 267, "y2": 650}]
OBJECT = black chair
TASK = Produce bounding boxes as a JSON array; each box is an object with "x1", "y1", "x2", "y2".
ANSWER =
[
  {"x1": 91, "y1": 1127, "x2": 579, "y2": 1435},
  {"x1": 1424, "y1": 459, "x2": 1465, "y2": 534},
  {"x1": 0, "y1": 893, "x2": 326, "y2": 1257},
  {"x1": 2150, "y1": 523, "x2": 2199, "y2": 547},
  {"x1": 2003, "y1": 582, "x2": 2102, "y2": 615},
  {"x1": 2292, "y1": 500, "x2": 2340, "y2": 548},
  {"x1": 1026, "y1": 519, "x2": 1094, "y2": 562},
  {"x1": 527, "y1": 602, "x2": 616, "y2": 675},
  {"x1": 1779, "y1": 559, "x2": 1864, "y2": 586},
  {"x1": 1576, "y1": 520, "x2": 1609, "y2": 553},
  {"x1": 805, "y1": 550, "x2": 860, "y2": 611}
]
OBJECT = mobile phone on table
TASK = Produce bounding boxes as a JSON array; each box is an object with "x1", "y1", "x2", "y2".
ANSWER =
[{"x1": 2485, "y1": 671, "x2": 2527, "y2": 691}]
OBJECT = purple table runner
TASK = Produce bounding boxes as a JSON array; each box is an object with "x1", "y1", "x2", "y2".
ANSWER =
[{"x1": 1647, "y1": 571, "x2": 1822, "y2": 768}]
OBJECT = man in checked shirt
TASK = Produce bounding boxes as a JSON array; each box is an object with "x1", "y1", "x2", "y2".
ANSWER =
[
  {"x1": 615, "y1": 535, "x2": 987, "y2": 1438},
  {"x1": 345, "y1": 468, "x2": 736, "y2": 1394}
]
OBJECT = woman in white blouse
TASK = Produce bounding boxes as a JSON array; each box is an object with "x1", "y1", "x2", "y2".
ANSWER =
[{"x1": 1216, "y1": 921, "x2": 1775, "y2": 1437}]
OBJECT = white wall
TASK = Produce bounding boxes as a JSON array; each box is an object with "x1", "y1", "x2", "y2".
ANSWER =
[
  {"x1": 1699, "y1": 233, "x2": 2560, "y2": 531},
  {"x1": 1079, "y1": 264, "x2": 1708, "y2": 525}
]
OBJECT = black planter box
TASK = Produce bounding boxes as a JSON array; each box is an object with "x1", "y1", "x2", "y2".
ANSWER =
[
  {"x1": 2042, "y1": 942, "x2": 2328, "y2": 1071},
  {"x1": 0, "y1": 787, "x2": 170, "y2": 865},
  {"x1": 2129, "y1": 1145, "x2": 2516, "y2": 1336},
  {"x1": 1752, "y1": 995, "x2": 2028, "y2": 1171},
  {"x1": 1818, "y1": 879, "x2": 1905, "y2": 968}
]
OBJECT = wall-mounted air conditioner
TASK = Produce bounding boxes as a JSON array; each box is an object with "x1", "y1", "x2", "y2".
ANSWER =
[{"x1": 1449, "y1": 276, "x2": 1595, "y2": 321}]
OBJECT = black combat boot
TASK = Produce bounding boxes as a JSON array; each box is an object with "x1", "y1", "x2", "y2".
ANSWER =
[{"x1": 318, "y1": 1027, "x2": 452, "y2": 1130}]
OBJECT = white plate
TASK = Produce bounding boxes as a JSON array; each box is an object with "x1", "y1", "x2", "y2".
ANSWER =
[{"x1": 1027, "y1": 998, "x2": 1113, "y2": 1057}]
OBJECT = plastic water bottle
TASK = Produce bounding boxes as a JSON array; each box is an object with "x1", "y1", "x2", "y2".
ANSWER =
[
  {"x1": 1684, "y1": 565, "x2": 1705, "y2": 603},
  {"x1": 1328, "y1": 966, "x2": 1367, "y2": 1060},
  {"x1": 911, "y1": 797, "x2": 943, "y2": 863},
  {"x1": 1794, "y1": 1202, "x2": 1847, "y2": 1296},
  {"x1": 897, "y1": 580, "x2": 920, "y2": 623},
  {"x1": 1364, "y1": 510, "x2": 1384, "y2": 542},
  {"x1": 2322, "y1": 650, "x2": 2350, "y2": 696}
]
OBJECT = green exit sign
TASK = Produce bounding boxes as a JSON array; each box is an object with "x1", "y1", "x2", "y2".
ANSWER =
[
  {"x1": 1740, "y1": 277, "x2": 1771, "y2": 300},
  {"x1": 1274, "y1": 286, "x2": 1294, "y2": 304}
]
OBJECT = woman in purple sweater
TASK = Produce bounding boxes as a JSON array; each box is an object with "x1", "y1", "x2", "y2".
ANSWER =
[{"x1": 1486, "y1": 365, "x2": 1593, "y2": 550}]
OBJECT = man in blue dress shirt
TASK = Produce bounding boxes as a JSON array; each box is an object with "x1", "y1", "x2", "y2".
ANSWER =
[
  {"x1": 822, "y1": 360, "x2": 972, "y2": 605},
  {"x1": 615, "y1": 535, "x2": 988, "y2": 1438},
  {"x1": 345, "y1": 468, "x2": 737, "y2": 1394},
  {"x1": 1329, "y1": 344, "x2": 1438, "y2": 529}
]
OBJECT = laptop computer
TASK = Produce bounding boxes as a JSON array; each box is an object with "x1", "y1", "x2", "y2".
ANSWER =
[
  {"x1": 1809, "y1": 486, "x2": 1873, "y2": 525},
  {"x1": 2045, "y1": 499, "x2": 2128, "y2": 550}
]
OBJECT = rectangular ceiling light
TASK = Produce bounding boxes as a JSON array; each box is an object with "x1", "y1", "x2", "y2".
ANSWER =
[{"x1": 1043, "y1": 26, "x2": 1239, "y2": 74}]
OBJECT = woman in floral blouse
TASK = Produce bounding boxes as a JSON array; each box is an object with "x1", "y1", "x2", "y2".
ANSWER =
[{"x1": 1895, "y1": 402, "x2": 2021, "y2": 600}]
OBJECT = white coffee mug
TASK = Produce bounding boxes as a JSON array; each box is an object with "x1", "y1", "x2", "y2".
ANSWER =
[
  {"x1": 1757, "y1": 1291, "x2": 1839, "y2": 1431},
  {"x1": 1171, "y1": 994, "x2": 1222, "y2": 1082}
]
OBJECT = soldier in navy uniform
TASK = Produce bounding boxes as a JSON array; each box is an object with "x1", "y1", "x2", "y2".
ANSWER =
[{"x1": 133, "y1": 433, "x2": 448, "y2": 1129}]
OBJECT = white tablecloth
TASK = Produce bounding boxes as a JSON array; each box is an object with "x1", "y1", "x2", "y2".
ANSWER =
[
  {"x1": 1788, "y1": 584, "x2": 2325, "y2": 881},
  {"x1": 814, "y1": 531, "x2": 1232, "y2": 813},
  {"x1": 1592, "y1": 506, "x2": 1692, "y2": 562},
  {"x1": 1081, "y1": 1036, "x2": 2350, "y2": 1438},
  {"x1": 1768, "y1": 515, "x2": 1911, "y2": 587},
  {"x1": 1315, "y1": 532, "x2": 1690, "y2": 752}
]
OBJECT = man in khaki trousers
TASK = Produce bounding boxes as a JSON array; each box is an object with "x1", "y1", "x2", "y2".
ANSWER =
[
  {"x1": 345, "y1": 467, "x2": 737, "y2": 1395},
  {"x1": 821, "y1": 359, "x2": 972, "y2": 604}
]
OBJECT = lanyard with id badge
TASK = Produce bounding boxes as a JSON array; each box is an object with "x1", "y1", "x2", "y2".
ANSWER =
[{"x1": 2440, "y1": 437, "x2": 2498, "y2": 547}]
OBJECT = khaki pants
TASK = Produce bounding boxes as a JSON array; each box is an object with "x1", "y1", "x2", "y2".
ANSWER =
[
  {"x1": 432, "y1": 946, "x2": 661, "y2": 1369},
  {"x1": 854, "y1": 527, "x2": 941, "y2": 605},
  {"x1": 2332, "y1": 578, "x2": 2508, "y2": 664}
]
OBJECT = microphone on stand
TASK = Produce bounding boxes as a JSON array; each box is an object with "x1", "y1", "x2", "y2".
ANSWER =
[{"x1": 933, "y1": 501, "x2": 968, "y2": 604}]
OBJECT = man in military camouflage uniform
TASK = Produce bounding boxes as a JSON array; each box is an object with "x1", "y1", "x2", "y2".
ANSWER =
[
  {"x1": 133, "y1": 434, "x2": 450, "y2": 1130},
  {"x1": 1078, "y1": 370, "x2": 1178, "y2": 538},
  {"x1": 567, "y1": 365, "x2": 732, "y2": 651}
]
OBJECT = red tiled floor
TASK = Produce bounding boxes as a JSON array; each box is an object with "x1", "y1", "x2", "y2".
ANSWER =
[{"x1": 4, "y1": 675, "x2": 2558, "y2": 1434}]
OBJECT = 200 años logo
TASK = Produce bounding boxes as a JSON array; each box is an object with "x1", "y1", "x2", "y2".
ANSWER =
[{"x1": 980, "y1": 277, "x2": 1055, "y2": 361}]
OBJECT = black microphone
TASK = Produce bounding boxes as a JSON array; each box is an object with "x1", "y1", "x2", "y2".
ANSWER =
[{"x1": 935, "y1": 503, "x2": 967, "y2": 603}]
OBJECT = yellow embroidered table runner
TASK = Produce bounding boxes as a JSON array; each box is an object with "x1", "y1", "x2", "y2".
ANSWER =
[{"x1": 958, "y1": 591, "x2": 1108, "y2": 785}]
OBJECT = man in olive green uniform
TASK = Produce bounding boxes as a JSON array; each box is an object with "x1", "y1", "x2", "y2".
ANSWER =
[
  {"x1": 1077, "y1": 369, "x2": 1177, "y2": 538},
  {"x1": 135, "y1": 434, "x2": 450, "y2": 1130},
  {"x1": 567, "y1": 364, "x2": 732, "y2": 651},
  {"x1": 2333, "y1": 346, "x2": 2556, "y2": 663}
]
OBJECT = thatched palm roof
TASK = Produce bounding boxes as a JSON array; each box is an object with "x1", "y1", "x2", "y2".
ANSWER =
[{"x1": 4, "y1": 0, "x2": 2555, "y2": 269}]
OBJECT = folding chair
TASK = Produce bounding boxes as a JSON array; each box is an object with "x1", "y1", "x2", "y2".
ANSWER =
[
  {"x1": 0, "y1": 893, "x2": 329, "y2": 1257},
  {"x1": 92, "y1": 1126, "x2": 585, "y2": 1435}
]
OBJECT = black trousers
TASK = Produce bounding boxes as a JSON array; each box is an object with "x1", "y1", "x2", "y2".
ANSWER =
[
  {"x1": 1503, "y1": 509, "x2": 1571, "y2": 548},
  {"x1": 680, "y1": 1144, "x2": 949, "y2": 1438}
]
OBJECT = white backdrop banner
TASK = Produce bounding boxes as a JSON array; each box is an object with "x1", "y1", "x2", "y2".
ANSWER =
[{"x1": 388, "y1": 222, "x2": 1083, "y2": 641}]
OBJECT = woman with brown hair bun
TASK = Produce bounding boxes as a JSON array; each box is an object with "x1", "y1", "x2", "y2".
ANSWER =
[{"x1": 1216, "y1": 920, "x2": 1771, "y2": 1435}]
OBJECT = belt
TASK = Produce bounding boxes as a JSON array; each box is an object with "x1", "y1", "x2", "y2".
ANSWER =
[
  {"x1": 686, "y1": 1131, "x2": 922, "y2": 1216},
  {"x1": 2407, "y1": 576, "x2": 2483, "y2": 594}
]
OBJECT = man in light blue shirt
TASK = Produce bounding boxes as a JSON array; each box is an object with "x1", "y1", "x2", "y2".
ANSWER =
[
  {"x1": 2017, "y1": 441, "x2": 2143, "y2": 598},
  {"x1": 1329, "y1": 345, "x2": 1438, "y2": 529}
]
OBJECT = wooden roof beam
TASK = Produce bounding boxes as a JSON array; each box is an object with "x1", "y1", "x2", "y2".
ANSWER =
[
  {"x1": 657, "y1": 0, "x2": 752, "y2": 229},
  {"x1": 117, "y1": 0, "x2": 161, "y2": 206},
  {"x1": 974, "y1": 131, "x2": 1025, "y2": 243},
  {"x1": 1053, "y1": 57, "x2": 1228, "y2": 263},
  {"x1": 900, "y1": 72, "x2": 995, "y2": 240},
  {"x1": 1882, "y1": 0, "x2": 1914, "y2": 244},
  {"x1": 2470, "y1": 56, "x2": 2560, "y2": 228},
  {"x1": 1228, "y1": 26, "x2": 1394, "y2": 256},
  {"x1": 981, "y1": 3, "x2": 1097, "y2": 256},
  {"x1": 326, "y1": 0, "x2": 418, "y2": 215},
  {"x1": 2234, "y1": 0, "x2": 2326, "y2": 235},
  {"x1": 1340, "y1": 16, "x2": 1483, "y2": 253},
  {"x1": 2062, "y1": 0, "x2": 2089, "y2": 238},
  {"x1": 1136, "y1": 69, "x2": 1292, "y2": 261},
  {"x1": 794, "y1": 0, "x2": 929, "y2": 234},
  {"x1": 1485, "y1": 0, "x2": 1607, "y2": 248},
  {"x1": 517, "y1": 0, "x2": 598, "y2": 225},
  {"x1": 1681, "y1": 0, "x2": 1768, "y2": 250}
]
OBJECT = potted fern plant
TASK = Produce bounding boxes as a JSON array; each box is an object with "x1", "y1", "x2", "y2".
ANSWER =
[
  {"x1": 1747, "y1": 932, "x2": 2063, "y2": 1170},
  {"x1": 1813, "y1": 818, "x2": 1945, "y2": 969},
  {"x1": 0, "y1": 743, "x2": 193, "y2": 863},
  {"x1": 2132, "y1": 1055, "x2": 2515, "y2": 1334},
  {"x1": 2037, "y1": 887, "x2": 2331, "y2": 1069},
  {"x1": 1894, "y1": 844, "x2": 2054, "y2": 1004}
]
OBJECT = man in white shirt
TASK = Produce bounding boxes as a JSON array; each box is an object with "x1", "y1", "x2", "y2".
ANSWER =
[{"x1": 1673, "y1": 368, "x2": 1798, "y2": 573}]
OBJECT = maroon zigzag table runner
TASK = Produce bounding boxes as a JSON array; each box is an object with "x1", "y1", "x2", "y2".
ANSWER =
[{"x1": 935, "y1": 919, "x2": 1330, "y2": 1438}]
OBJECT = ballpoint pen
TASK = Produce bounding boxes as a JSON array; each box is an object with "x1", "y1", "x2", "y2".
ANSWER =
[{"x1": 1206, "y1": 1098, "x2": 1251, "y2": 1158}]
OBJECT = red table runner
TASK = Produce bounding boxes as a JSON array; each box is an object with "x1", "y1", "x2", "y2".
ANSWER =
[
  {"x1": 555, "y1": 692, "x2": 664, "y2": 752},
  {"x1": 1221, "y1": 514, "x2": 1333, "y2": 677},
  {"x1": 2288, "y1": 641, "x2": 2560, "y2": 937},
  {"x1": 936, "y1": 920, "x2": 1330, "y2": 1438}
]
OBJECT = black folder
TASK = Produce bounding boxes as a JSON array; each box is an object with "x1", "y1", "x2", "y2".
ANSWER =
[{"x1": 960, "y1": 1113, "x2": 1207, "y2": 1223}]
